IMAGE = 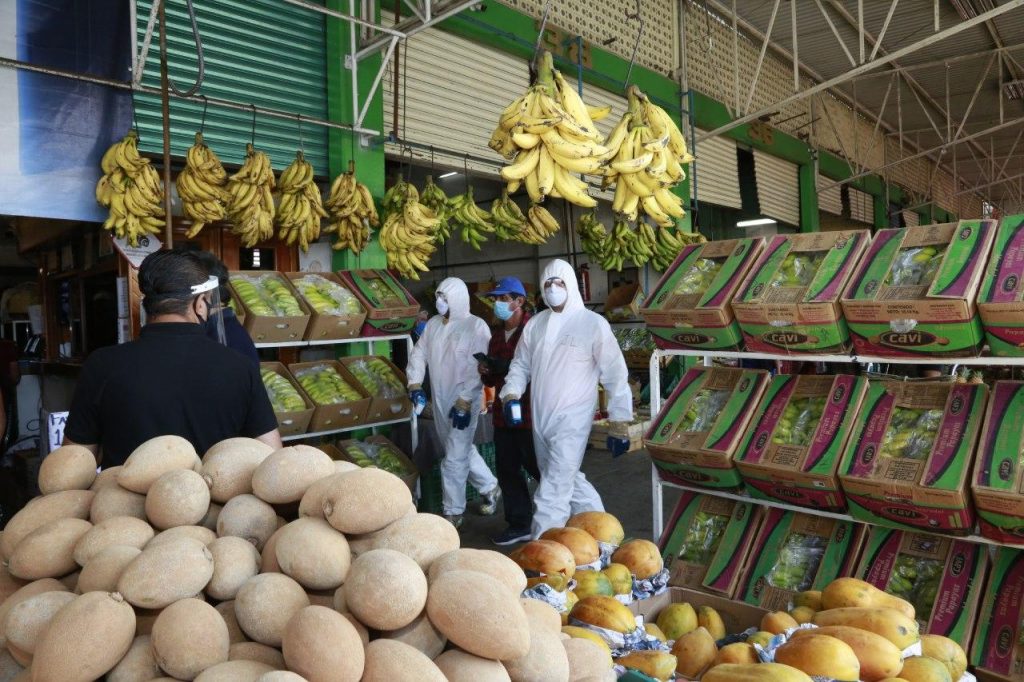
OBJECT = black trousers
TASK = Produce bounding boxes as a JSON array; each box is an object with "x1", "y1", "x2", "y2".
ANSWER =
[{"x1": 494, "y1": 426, "x2": 540, "y2": 530}]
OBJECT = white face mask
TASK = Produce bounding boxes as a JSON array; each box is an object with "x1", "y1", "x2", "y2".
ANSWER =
[
  {"x1": 436, "y1": 296, "x2": 449, "y2": 316},
  {"x1": 543, "y1": 285, "x2": 568, "y2": 308}
]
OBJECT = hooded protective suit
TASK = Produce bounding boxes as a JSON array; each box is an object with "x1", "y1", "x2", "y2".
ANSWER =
[
  {"x1": 406, "y1": 277, "x2": 498, "y2": 515},
  {"x1": 500, "y1": 259, "x2": 632, "y2": 537}
]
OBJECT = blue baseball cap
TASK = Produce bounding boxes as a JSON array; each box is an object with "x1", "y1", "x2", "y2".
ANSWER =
[{"x1": 487, "y1": 276, "x2": 527, "y2": 298}]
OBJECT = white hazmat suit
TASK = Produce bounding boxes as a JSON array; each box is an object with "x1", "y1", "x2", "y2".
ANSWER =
[
  {"x1": 501, "y1": 259, "x2": 633, "y2": 537},
  {"x1": 406, "y1": 277, "x2": 498, "y2": 516}
]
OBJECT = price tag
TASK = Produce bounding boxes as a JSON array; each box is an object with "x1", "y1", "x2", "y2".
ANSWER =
[
  {"x1": 112, "y1": 235, "x2": 162, "y2": 269},
  {"x1": 46, "y1": 411, "x2": 69, "y2": 454}
]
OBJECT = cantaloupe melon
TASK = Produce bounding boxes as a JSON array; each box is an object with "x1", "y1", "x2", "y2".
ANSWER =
[
  {"x1": 58, "y1": 569, "x2": 79, "y2": 591},
  {"x1": 234, "y1": 573, "x2": 310, "y2": 647},
  {"x1": 147, "y1": 524, "x2": 216, "y2": 548},
  {"x1": 428, "y1": 548, "x2": 528, "y2": 596},
  {"x1": 345, "y1": 613, "x2": 370, "y2": 649},
  {"x1": 215, "y1": 600, "x2": 246, "y2": 644},
  {"x1": 261, "y1": 526, "x2": 284, "y2": 573},
  {"x1": 117, "y1": 537, "x2": 215, "y2": 609},
  {"x1": 73, "y1": 516, "x2": 154, "y2": 566},
  {"x1": 151, "y1": 597, "x2": 229, "y2": 680},
  {"x1": 361, "y1": 639, "x2": 446, "y2": 682},
  {"x1": 505, "y1": 623, "x2": 572, "y2": 682},
  {"x1": 321, "y1": 469, "x2": 412, "y2": 535},
  {"x1": 342, "y1": 549, "x2": 426, "y2": 631},
  {"x1": 434, "y1": 649, "x2": 512, "y2": 682},
  {"x1": 1, "y1": 490, "x2": 94, "y2": 559},
  {"x1": 77, "y1": 545, "x2": 141, "y2": 593},
  {"x1": 2, "y1": 590, "x2": 75, "y2": 654},
  {"x1": 520, "y1": 597, "x2": 562, "y2": 634},
  {"x1": 194, "y1": 660, "x2": 275, "y2": 682},
  {"x1": 6, "y1": 642, "x2": 29, "y2": 667},
  {"x1": 199, "y1": 502, "x2": 223, "y2": 531},
  {"x1": 38, "y1": 445, "x2": 97, "y2": 494},
  {"x1": 379, "y1": 612, "x2": 446, "y2": 658},
  {"x1": 7, "y1": 517, "x2": 91, "y2": 579},
  {"x1": 332, "y1": 585, "x2": 347, "y2": 613},
  {"x1": 90, "y1": 466, "x2": 122, "y2": 491},
  {"x1": 281, "y1": 605, "x2": 364, "y2": 682},
  {"x1": 274, "y1": 518, "x2": 351, "y2": 591},
  {"x1": 207, "y1": 536, "x2": 261, "y2": 601},
  {"x1": 251, "y1": 446, "x2": 334, "y2": 505},
  {"x1": 297, "y1": 473, "x2": 349, "y2": 519},
  {"x1": 89, "y1": 485, "x2": 146, "y2": 523},
  {"x1": 0, "y1": 564, "x2": 26, "y2": 604},
  {"x1": 229, "y1": 641, "x2": 286, "y2": 669},
  {"x1": 145, "y1": 469, "x2": 211, "y2": 529},
  {"x1": 106, "y1": 634, "x2": 161, "y2": 682},
  {"x1": 362, "y1": 513, "x2": 459, "y2": 571},
  {"x1": 117, "y1": 436, "x2": 199, "y2": 493},
  {"x1": 32, "y1": 591, "x2": 136, "y2": 682},
  {"x1": 563, "y1": 638, "x2": 613, "y2": 681},
  {"x1": 201, "y1": 438, "x2": 275, "y2": 503},
  {"x1": 257, "y1": 672, "x2": 308, "y2": 681},
  {"x1": 426, "y1": 570, "x2": 530, "y2": 660},
  {"x1": 217, "y1": 494, "x2": 278, "y2": 550}
]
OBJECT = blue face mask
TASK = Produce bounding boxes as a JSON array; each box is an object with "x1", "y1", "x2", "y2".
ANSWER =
[{"x1": 494, "y1": 300, "x2": 516, "y2": 321}]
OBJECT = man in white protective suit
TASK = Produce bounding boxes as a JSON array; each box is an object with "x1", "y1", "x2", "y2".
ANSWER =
[
  {"x1": 499, "y1": 259, "x2": 633, "y2": 538},
  {"x1": 407, "y1": 277, "x2": 501, "y2": 529}
]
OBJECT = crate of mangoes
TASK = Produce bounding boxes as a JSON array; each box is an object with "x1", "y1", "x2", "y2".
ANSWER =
[
  {"x1": 229, "y1": 271, "x2": 311, "y2": 343},
  {"x1": 287, "y1": 360, "x2": 371, "y2": 432},
  {"x1": 338, "y1": 269, "x2": 420, "y2": 337},
  {"x1": 259, "y1": 362, "x2": 314, "y2": 436},
  {"x1": 339, "y1": 355, "x2": 412, "y2": 422},
  {"x1": 336, "y1": 435, "x2": 418, "y2": 492},
  {"x1": 286, "y1": 272, "x2": 367, "y2": 341}
]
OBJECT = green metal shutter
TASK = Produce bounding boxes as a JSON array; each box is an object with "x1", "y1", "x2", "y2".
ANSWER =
[{"x1": 133, "y1": 0, "x2": 329, "y2": 173}]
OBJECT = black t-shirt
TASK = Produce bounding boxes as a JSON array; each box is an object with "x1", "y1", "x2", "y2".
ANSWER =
[{"x1": 64, "y1": 322, "x2": 278, "y2": 467}]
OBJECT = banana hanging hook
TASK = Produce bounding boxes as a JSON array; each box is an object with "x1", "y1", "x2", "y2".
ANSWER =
[
  {"x1": 249, "y1": 104, "x2": 257, "y2": 146},
  {"x1": 296, "y1": 113, "x2": 304, "y2": 154},
  {"x1": 166, "y1": 0, "x2": 206, "y2": 98},
  {"x1": 623, "y1": 0, "x2": 644, "y2": 89},
  {"x1": 463, "y1": 154, "x2": 470, "y2": 194},
  {"x1": 530, "y1": 0, "x2": 554, "y2": 80},
  {"x1": 199, "y1": 95, "x2": 209, "y2": 134}
]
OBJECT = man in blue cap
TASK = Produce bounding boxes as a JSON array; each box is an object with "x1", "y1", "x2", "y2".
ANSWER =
[{"x1": 479, "y1": 276, "x2": 539, "y2": 545}]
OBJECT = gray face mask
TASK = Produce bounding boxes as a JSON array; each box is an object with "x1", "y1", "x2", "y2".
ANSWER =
[{"x1": 543, "y1": 285, "x2": 567, "y2": 307}]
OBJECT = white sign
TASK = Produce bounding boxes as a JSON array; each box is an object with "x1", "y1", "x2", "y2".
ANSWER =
[
  {"x1": 46, "y1": 411, "x2": 69, "y2": 454},
  {"x1": 112, "y1": 235, "x2": 162, "y2": 269}
]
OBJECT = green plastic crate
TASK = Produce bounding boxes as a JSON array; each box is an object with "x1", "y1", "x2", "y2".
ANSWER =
[{"x1": 418, "y1": 442, "x2": 496, "y2": 514}]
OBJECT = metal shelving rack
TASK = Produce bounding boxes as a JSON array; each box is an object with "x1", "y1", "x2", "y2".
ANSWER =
[{"x1": 647, "y1": 346, "x2": 1024, "y2": 549}]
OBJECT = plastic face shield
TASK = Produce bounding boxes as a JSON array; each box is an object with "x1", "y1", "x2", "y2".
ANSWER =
[{"x1": 191, "y1": 275, "x2": 226, "y2": 345}]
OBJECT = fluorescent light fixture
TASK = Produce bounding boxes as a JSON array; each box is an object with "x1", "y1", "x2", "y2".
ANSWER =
[
  {"x1": 736, "y1": 218, "x2": 777, "y2": 227},
  {"x1": 438, "y1": 171, "x2": 458, "y2": 179}
]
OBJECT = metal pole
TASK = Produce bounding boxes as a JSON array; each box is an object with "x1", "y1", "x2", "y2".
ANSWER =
[
  {"x1": 791, "y1": 0, "x2": 799, "y2": 93},
  {"x1": 812, "y1": 0, "x2": 856, "y2": 67},
  {"x1": 732, "y1": 0, "x2": 739, "y2": 116},
  {"x1": 157, "y1": 0, "x2": 173, "y2": 248},
  {"x1": 870, "y1": 0, "x2": 900, "y2": 62},
  {"x1": 743, "y1": 0, "x2": 781, "y2": 115},
  {"x1": 951, "y1": 53, "x2": 997, "y2": 141}
]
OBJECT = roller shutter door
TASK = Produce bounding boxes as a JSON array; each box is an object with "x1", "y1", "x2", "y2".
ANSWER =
[
  {"x1": 693, "y1": 130, "x2": 741, "y2": 209},
  {"x1": 817, "y1": 174, "x2": 842, "y2": 215},
  {"x1": 753, "y1": 150, "x2": 799, "y2": 226},
  {"x1": 903, "y1": 210, "x2": 920, "y2": 227},
  {"x1": 849, "y1": 187, "x2": 874, "y2": 225}
]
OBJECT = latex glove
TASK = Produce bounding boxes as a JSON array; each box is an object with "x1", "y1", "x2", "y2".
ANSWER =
[
  {"x1": 408, "y1": 384, "x2": 427, "y2": 416},
  {"x1": 449, "y1": 398, "x2": 472, "y2": 430},
  {"x1": 607, "y1": 421, "x2": 631, "y2": 458},
  {"x1": 503, "y1": 395, "x2": 523, "y2": 426}
]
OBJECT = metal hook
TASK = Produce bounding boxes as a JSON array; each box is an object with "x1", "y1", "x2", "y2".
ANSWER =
[
  {"x1": 624, "y1": 0, "x2": 644, "y2": 88},
  {"x1": 250, "y1": 104, "x2": 257, "y2": 146},
  {"x1": 430, "y1": 145, "x2": 435, "y2": 174},
  {"x1": 199, "y1": 95, "x2": 209, "y2": 133},
  {"x1": 530, "y1": 0, "x2": 554, "y2": 78},
  {"x1": 296, "y1": 113, "x2": 304, "y2": 153},
  {"x1": 463, "y1": 153, "x2": 470, "y2": 193}
]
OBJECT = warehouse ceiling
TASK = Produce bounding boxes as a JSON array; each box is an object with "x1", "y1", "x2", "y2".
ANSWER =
[{"x1": 702, "y1": 0, "x2": 1024, "y2": 213}]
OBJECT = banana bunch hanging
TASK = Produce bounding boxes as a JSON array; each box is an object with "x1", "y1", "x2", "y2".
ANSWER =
[
  {"x1": 226, "y1": 143, "x2": 276, "y2": 247},
  {"x1": 490, "y1": 51, "x2": 622, "y2": 208},
  {"x1": 95, "y1": 130, "x2": 165, "y2": 246},
  {"x1": 324, "y1": 162, "x2": 379, "y2": 254},
  {"x1": 651, "y1": 229, "x2": 705, "y2": 271},
  {"x1": 577, "y1": 212, "x2": 613, "y2": 265},
  {"x1": 379, "y1": 179, "x2": 439, "y2": 280},
  {"x1": 276, "y1": 151, "x2": 327, "y2": 252},
  {"x1": 490, "y1": 192, "x2": 531, "y2": 242},
  {"x1": 419, "y1": 176, "x2": 452, "y2": 244},
  {"x1": 175, "y1": 132, "x2": 229, "y2": 238},
  {"x1": 609, "y1": 86, "x2": 694, "y2": 226},
  {"x1": 449, "y1": 187, "x2": 496, "y2": 250}
]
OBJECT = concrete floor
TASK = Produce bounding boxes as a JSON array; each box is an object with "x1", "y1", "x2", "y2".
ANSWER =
[{"x1": 457, "y1": 447, "x2": 683, "y2": 551}]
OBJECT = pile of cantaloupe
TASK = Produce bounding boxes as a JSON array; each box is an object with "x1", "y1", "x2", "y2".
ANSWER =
[{"x1": 0, "y1": 435, "x2": 618, "y2": 682}]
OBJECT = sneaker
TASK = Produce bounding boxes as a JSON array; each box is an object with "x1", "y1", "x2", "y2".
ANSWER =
[
  {"x1": 444, "y1": 514, "x2": 464, "y2": 530},
  {"x1": 478, "y1": 487, "x2": 501, "y2": 516},
  {"x1": 491, "y1": 527, "x2": 532, "y2": 546}
]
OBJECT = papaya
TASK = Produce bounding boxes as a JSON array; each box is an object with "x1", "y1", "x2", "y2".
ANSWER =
[
  {"x1": 789, "y1": 606, "x2": 815, "y2": 624},
  {"x1": 793, "y1": 590, "x2": 822, "y2": 611},
  {"x1": 821, "y1": 577, "x2": 915, "y2": 620},
  {"x1": 761, "y1": 611, "x2": 799, "y2": 635},
  {"x1": 561, "y1": 626, "x2": 612, "y2": 666},
  {"x1": 540, "y1": 527, "x2": 601, "y2": 566},
  {"x1": 566, "y1": 511, "x2": 625, "y2": 546},
  {"x1": 573, "y1": 569, "x2": 614, "y2": 599},
  {"x1": 920, "y1": 634, "x2": 967, "y2": 680},
  {"x1": 562, "y1": 590, "x2": 579, "y2": 625},
  {"x1": 898, "y1": 656, "x2": 952, "y2": 682},
  {"x1": 570, "y1": 595, "x2": 637, "y2": 634},
  {"x1": 702, "y1": 662, "x2": 814, "y2": 682},
  {"x1": 611, "y1": 539, "x2": 663, "y2": 580},
  {"x1": 671, "y1": 626, "x2": 717, "y2": 678},
  {"x1": 615, "y1": 650, "x2": 677, "y2": 681},
  {"x1": 791, "y1": 625, "x2": 902, "y2": 681},
  {"x1": 656, "y1": 603, "x2": 697, "y2": 641},
  {"x1": 774, "y1": 634, "x2": 860, "y2": 681},
  {"x1": 877, "y1": 679, "x2": 911, "y2": 682},
  {"x1": 714, "y1": 642, "x2": 758, "y2": 666},
  {"x1": 811, "y1": 607, "x2": 920, "y2": 650},
  {"x1": 511, "y1": 540, "x2": 576, "y2": 580},
  {"x1": 602, "y1": 563, "x2": 632, "y2": 595},
  {"x1": 526, "y1": 574, "x2": 570, "y2": 592},
  {"x1": 748, "y1": 630, "x2": 775, "y2": 648},
  {"x1": 644, "y1": 623, "x2": 667, "y2": 643},
  {"x1": 698, "y1": 605, "x2": 726, "y2": 640}
]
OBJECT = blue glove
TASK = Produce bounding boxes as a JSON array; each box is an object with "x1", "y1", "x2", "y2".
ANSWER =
[
  {"x1": 449, "y1": 399, "x2": 472, "y2": 430},
  {"x1": 607, "y1": 435, "x2": 630, "y2": 457},
  {"x1": 503, "y1": 397, "x2": 523, "y2": 426},
  {"x1": 408, "y1": 386, "x2": 427, "y2": 416}
]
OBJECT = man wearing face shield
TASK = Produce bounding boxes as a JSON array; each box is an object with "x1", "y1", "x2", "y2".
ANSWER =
[
  {"x1": 194, "y1": 251, "x2": 259, "y2": 366},
  {"x1": 406, "y1": 277, "x2": 500, "y2": 529},
  {"x1": 63, "y1": 249, "x2": 282, "y2": 467},
  {"x1": 500, "y1": 259, "x2": 633, "y2": 537}
]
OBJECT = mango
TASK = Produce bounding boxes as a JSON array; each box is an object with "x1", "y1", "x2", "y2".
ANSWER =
[
  {"x1": 671, "y1": 626, "x2": 717, "y2": 678},
  {"x1": 602, "y1": 563, "x2": 633, "y2": 595},
  {"x1": 570, "y1": 595, "x2": 637, "y2": 634},
  {"x1": 615, "y1": 650, "x2": 677, "y2": 681},
  {"x1": 698, "y1": 605, "x2": 726, "y2": 640},
  {"x1": 821, "y1": 578, "x2": 915, "y2": 620},
  {"x1": 761, "y1": 611, "x2": 799, "y2": 635},
  {"x1": 572, "y1": 569, "x2": 614, "y2": 600},
  {"x1": 789, "y1": 606, "x2": 815, "y2": 624},
  {"x1": 774, "y1": 634, "x2": 860, "y2": 681},
  {"x1": 611, "y1": 539, "x2": 663, "y2": 580},
  {"x1": 703, "y1": 662, "x2": 814, "y2": 682},
  {"x1": 920, "y1": 634, "x2": 967, "y2": 680},
  {"x1": 644, "y1": 623, "x2": 668, "y2": 643},
  {"x1": 714, "y1": 642, "x2": 758, "y2": 666},
  {"x1": 899, "y1": 656, "x2": 952, "y2": 682},
  {"x1": 561, "y1": 626, "x2": 612, "y2": 666},
  {"x1": 793, "y1": 590, "x2": 822, "y2": 611},
  {"x1": 812, "y1": 607, "x2": 920, "y2": 650},
  {"x1": 791, "y1": 625, "x2": 902, "y2": 681},
  {"x1": 656, "y1": 603, "x2": 697, "y2": 641}
]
